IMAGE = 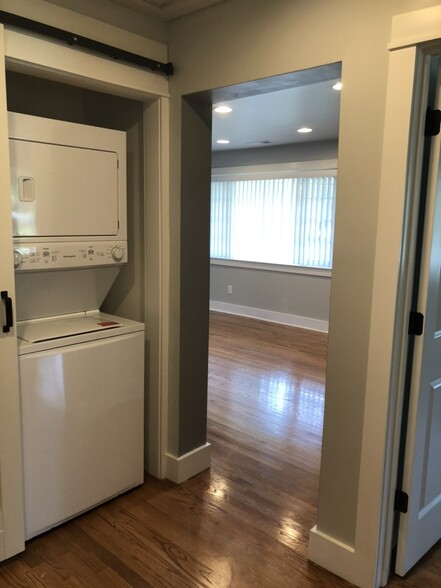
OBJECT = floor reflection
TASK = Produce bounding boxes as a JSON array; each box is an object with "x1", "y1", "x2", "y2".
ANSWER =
[{"x1": 208, "y1": 311, "x2": 328, "y2": 471}]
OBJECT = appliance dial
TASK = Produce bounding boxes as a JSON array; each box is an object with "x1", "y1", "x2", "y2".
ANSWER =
[
  {"x1": 13, "y1": 250, "x2": 23, "y2": 269},
  {"x1": 111, "y1": 246, "x2": 124, "y2": 262}
]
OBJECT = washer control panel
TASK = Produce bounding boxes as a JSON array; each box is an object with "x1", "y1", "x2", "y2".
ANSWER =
[{"x1": 13, "y1": 241, "x2": 128, "y2": 271}]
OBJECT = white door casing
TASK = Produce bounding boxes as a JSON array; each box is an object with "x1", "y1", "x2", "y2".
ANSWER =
[
  {"x1": 395, "y1": 62, "x2": 441, "y2": 576},
  {"x1": 363, "y1": 6, "x2": 441, "y2": 587},
  {"x1": 0, "y1": 24, "x2": 25, "y2": 561}
]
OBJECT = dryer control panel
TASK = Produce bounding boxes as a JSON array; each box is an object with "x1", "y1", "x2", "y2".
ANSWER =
[{"x1": 13, "y1": 241, "x2": 127, "y2": 271}]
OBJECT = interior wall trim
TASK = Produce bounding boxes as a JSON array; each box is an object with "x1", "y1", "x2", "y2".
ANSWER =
[
  {"x1": 165, "y1": 443, "x2": 212, "y2": 484},
  {"x1": 309, "y1": 526, "x2": 358, "y2": 586},
  {"x1": 210, "y1": 301, "x2": 329, "y2": 333}
]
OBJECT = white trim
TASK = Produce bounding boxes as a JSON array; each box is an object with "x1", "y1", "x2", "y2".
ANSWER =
[
  {"x1": 158, "y1": 97, "x2": 171, "y2": 480},
  {"x1": 309, "y1": 527, "x2": 359, "y2": 587},
  {"x1": 143, "y1": 97, "x2": 170, "y2": 479},
  {"x1": 161, "y1": 0, "x2": 223, "y2": 20},
  {"x1": 165, "y1": 443, "x2": 212, "y2": 484},
  {"x1": 388, "y1": 5, "x2": 441, "y2": 51},
  {"x1": 210, "y1": 258, "x2": 331, "y2": 278},
  {"x1": 210, "y1": 300, "x2": 329, "y2": 333},
  {"x1": 4, "y1": 29, "x2": 169, "y2": 101},
  {"x1": 212, "y1": 159, "x2": 337, "y2": 181},
  {"x1": 365, "y1": 47, "x2": 431, "y2": 587},
  {"x1": 354, "y1": 13, "x2": 441, "y2": 588},
  {"x1": 0, "y1": 24, "x2": 25, "y2": 561},
  {"x1": 117, "y1": 0, "x2": 224, "y2": 21}
]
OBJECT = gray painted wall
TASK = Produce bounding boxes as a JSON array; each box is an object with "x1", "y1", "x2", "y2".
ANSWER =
[
  {"x1": 210, "y1": 139, "x2": 337, "y2": 322},
  {"x1": 210, "y1": 264, "x2": 331, "y2": 322},
  {"x1": 168, "y1": 0, "x2": 440, "y2": 550},
  {"x1": 211, "y1": 138, "x2": 338, "y2": 167},
  {"x1": 177, "y1": 97, "x2": 212, "y2": 455}
]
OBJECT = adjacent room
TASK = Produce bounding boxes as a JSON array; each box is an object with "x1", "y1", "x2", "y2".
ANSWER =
[{"x1": 206, "y1": 65, "x2": 340, "y2": 581}]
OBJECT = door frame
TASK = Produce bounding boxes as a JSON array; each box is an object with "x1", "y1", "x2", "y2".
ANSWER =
[
  {"x1": 309, "y1": 6, "x2": 441, "y2": 587},
  {"x1": 364, "y1": 6, "x2": 441, "y2": 587},
  {"x1": 0, "y1": 24, "x2": 25, "y2": 561},
  {"x1": 2, "y1": 25, "x2": 171, "y2": 480}
]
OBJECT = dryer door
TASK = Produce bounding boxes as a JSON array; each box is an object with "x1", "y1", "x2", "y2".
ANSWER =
[{"x1": 10, "y1": 139, "x2": 119, "y2": 238}]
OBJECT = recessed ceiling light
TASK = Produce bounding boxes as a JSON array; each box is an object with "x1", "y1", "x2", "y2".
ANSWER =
[
  {"x1": 214, "y1": 105, "x2": 232, "y2": 114},
  {"x1": 217, "y1": 139, "x2": 230, "y2": 144},
  {"x1": 297, "y1": 127, "x2": 312, "y2": 133},
  {"x1": 332, "y1": 81, "x2": 342, "y2": 91}
]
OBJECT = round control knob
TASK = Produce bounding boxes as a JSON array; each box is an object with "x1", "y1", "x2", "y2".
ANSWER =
[
  {"x1": 13, "y1": 250, "x2": 23, "y2": 269},
  {"x1": 111, "y1": 246, "x2": 125, "y2": 262}
]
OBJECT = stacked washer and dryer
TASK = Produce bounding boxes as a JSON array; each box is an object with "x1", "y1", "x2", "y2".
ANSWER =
[{"x1": 9, "y1": 112, "x2": 145, "y2": 540}]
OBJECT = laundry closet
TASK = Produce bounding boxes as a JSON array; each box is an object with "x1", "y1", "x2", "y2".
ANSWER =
[
  {"x1": 0, "y1": 8, "x2": 170, "y2": 560},
  {"x1": 6, "y1": 72, "x2": 147, "y2": 539}
]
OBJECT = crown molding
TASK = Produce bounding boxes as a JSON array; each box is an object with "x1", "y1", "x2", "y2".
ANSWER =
[{"x1": 110, "y1": 0, "x2": 224, "y2": 21}]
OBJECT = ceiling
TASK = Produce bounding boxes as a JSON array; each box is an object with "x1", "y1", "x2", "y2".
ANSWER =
[
  {"x1": 212, "y1": 77, "x2": 341, "y2": 151},
  {"x1": 108, "y1": 0, "x2": 225, "y2": 20}
]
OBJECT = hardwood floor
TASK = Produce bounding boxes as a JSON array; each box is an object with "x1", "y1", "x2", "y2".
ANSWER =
[{"x1": 0, "y1": 311, "x2": 438, "y2": 586}]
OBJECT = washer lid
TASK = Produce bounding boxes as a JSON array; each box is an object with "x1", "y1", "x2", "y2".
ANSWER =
[{"x1": 18, "y1": 315, "x2": 123, "y2": 344}]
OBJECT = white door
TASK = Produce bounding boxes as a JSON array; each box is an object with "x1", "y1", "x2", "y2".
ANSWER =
[
  {"x1": 0, "y1": 25, "x2": 25, "y2": 561},
  {"x1": 395, "y1": 64, "x2": 441, "y2": 576}
]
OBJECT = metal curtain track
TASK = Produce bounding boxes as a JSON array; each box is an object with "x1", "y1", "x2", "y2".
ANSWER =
[{"x1": 0, "y1": 10, "x2": 174, "y2": 76}]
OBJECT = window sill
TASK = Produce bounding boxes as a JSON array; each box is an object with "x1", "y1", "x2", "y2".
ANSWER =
[{"x1": 210, "y1": 258, "x2": 332, "y2": 278}]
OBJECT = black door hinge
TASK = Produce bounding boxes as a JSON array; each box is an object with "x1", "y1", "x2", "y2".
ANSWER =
[
  {"x1": 425, "y1": 107, "x2": 441, "y2": 137},
  {"x1": 408, "y1": 311, "x2": 424, "y2": 336},
  {"x1": 394, "y1": 489, "x2": 409, "y2": 513}
]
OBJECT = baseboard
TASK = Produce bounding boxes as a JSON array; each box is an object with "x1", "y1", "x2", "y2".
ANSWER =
[
  {"x1": 165, "y1": 443, "x2": 211, "y2": 484},
  {"x1": 309, "y1": 526, "x2": 365, "y2": 587},
  {"x1": 210, "y1": 301, "x2": 329, "y2": 333}
]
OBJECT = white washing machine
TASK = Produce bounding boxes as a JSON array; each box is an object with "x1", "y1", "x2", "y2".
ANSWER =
[
  {"x1": 17, "y1": 312, "x2": 144, "y2": 540},
  {"x1": 9, "y1": 112, "x2": 145, "y2": 540}
]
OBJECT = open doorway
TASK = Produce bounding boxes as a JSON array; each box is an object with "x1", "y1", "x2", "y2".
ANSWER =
[
  {"x1": 209, "y1": 68, "x2": 340, "y2": 330},
  {"x1": 205, "y1": 63, "x2": 341, "y2": 562}
]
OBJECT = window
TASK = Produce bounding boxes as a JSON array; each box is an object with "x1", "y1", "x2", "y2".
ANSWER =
[{"x1": 210, "y1": 163, "x2": 337, "y2": 270}]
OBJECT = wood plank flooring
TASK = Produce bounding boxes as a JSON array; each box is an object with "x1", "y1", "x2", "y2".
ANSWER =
[{"x1": 0, "y1": 311, "x2": 439, "y2": 586}]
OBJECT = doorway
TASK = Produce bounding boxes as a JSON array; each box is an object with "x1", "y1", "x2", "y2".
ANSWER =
[{"x1": 190, "y1": 64, "x2": 340, "y2": 560}]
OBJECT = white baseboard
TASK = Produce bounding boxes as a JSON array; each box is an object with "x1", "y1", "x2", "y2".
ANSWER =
[
  {"x1": 210, "y1": 301, "x2": 329, "y2": 333},
  {"x1": 165, "y1": 442, "x2": 211, "y2": 484},
  {"x1": 309, "y1": 526, "x2": 366, "y2": 587}
]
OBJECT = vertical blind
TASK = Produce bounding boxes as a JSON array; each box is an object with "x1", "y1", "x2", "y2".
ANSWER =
[{"x1": 210, "y1": 173, "x2": 336, "y2": 269}]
